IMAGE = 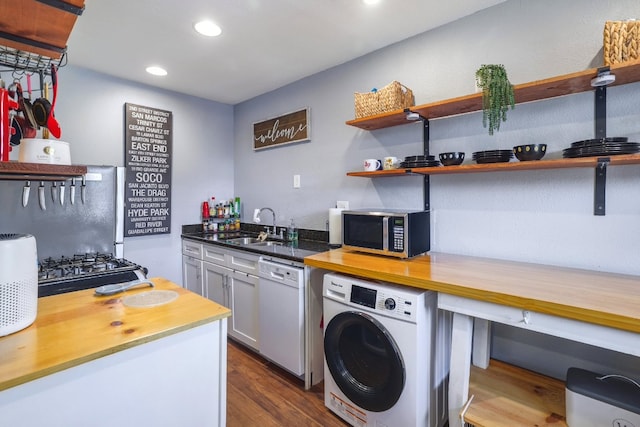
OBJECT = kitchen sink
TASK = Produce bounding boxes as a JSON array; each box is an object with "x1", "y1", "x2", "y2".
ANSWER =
[
  {"x1": 226, "y1": 237, "x2": 263, "y2": 245},
  {"x1": 248, "y1": 241, "x2": 284, "y2": 247},
  {"x1": 225, "y1": 236, "x2": 285, "y2": 247}
]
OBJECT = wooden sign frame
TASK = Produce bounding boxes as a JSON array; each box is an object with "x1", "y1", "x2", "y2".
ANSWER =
[{"x1": 253, "y1": 108, "x2": 310, "y2": 150}]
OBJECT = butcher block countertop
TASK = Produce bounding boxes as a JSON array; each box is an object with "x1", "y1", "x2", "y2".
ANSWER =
[
  {"x1": 0, "y1": 278, "x2": 231, "y2": 392},
  {"x1": 304, "y1": 249, "x2": 640, "y2": 334}
]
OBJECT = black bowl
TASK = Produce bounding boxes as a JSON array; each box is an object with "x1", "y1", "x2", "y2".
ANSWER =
[
  {"x1": 438, "y1": 152, "x2": 465, "y2": 166},
  {"x1": 404, "y1": 155, "x2": 435, "y2": 162},
  {"x1": 513, "y1": 144, "x2": 547, "y2": 161}
]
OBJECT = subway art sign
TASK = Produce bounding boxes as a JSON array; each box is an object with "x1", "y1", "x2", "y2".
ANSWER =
[{"x1": 124, "y1": 102, "x2": 172, "y2": 236}]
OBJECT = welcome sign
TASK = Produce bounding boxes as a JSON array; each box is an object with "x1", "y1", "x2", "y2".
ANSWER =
[{"x1": 253, "y1": 108, "x2": 310, "y2": 150}]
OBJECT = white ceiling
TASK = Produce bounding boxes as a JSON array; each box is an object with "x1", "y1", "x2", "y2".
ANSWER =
[{"x1": 67, "y1": 0, "x2": 505, "y2": 105}]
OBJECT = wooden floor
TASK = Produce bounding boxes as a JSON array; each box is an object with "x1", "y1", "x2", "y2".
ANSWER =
[{"x1": 227, "y1": 340, "x2": 348, "y2": 427}]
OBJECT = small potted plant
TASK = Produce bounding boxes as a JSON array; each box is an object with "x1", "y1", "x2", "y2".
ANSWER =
[{"x1": 475, "y1": 64, "x2": 515, "y2": 135}]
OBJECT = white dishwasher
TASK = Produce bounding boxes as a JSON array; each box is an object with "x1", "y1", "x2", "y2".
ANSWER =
[{"x1": 258, "y1": 258, "x2": 305, "y2": 376}]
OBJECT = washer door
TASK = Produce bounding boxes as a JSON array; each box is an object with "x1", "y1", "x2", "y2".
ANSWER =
[{"x1": 324, "y1": 311, "x2": 405, "y2": 412}]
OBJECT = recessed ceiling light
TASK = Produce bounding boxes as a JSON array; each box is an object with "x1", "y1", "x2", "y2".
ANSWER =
[
  {"x1": 363, "y1": 0, "x2": 381, "y2": 5},
  {"x1": 146, "y1": 66, "x2": 168, "y2": 76},
  {"x1": 194, "y1": 20, "x2": 222, "y2": 37}
]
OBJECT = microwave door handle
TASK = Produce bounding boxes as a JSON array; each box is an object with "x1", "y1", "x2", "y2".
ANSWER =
[{"x1": 382, "y1": 216, "x2": 389, "y2": 251}]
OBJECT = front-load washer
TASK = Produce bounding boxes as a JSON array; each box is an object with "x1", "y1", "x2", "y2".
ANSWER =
[{"x1": 323, "y1": 273, "x2": 450, "y2": 427}]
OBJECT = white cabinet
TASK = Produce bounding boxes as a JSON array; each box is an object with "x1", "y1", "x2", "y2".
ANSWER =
[
  {"x1": 184, "y1": 238, "x2": 261, "y2": 351},
  {"x1": 203, "y1": 261, "x2": 228, "y2": 307},
  {"x1": 181, "y1": 237, "x2": 326, "y2": 389},
  {"x1": 182, "y1": 240, "x2": 204, "y2": 296},
  {"x1": 227, "y1": 269, "x2": 260, "y2": 349}
]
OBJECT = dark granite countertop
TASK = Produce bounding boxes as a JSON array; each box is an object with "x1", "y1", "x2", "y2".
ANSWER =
[{"x1": 181, "y1": 224, "x2": 333, "y2": 263}]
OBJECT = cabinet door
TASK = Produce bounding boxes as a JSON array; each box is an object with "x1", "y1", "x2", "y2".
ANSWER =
[
  {"x1": 203, "y1": 261, "x2": 230, "y2": 308},
  {"x1": 182, "y1": 255, "x2": 203, "y2": 296},
  {"x1": 227, "y1": 271, "x2": 259, "y2": 350}
]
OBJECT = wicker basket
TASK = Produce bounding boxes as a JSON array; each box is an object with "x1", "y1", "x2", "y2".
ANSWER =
[
  {"x1": 604, "y1": 20, "x2": 640, "y2": 66},
  {"x1": 354, "y1": 81, "x2": 415, "y2": 119}
]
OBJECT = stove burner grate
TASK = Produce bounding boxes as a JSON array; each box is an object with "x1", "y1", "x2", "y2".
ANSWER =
[{"x1": 37, "y1": 252, "x2": 148, "y2": 297}]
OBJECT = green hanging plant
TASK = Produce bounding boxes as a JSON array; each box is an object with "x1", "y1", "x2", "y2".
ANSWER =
[{"x1": 475, "y1": 64, "x2": 515, "y2": 135}]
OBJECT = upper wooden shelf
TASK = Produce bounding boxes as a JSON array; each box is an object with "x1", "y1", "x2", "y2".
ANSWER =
[
  {"x1": 347, "y1": 153, "x2": 640, "y2": 177},
  {"x1": 0, "y1": 0, "x2": 85, "y2": 59},
  {"x1": 0, "y1": 161, "x2": 87, "y2": 180},
  {"x1": 346, "y1": 60, "x2": 640, "y2": 130}
]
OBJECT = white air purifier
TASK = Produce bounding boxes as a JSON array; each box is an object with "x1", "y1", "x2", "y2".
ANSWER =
[{"x1": 0, "y1": 234, "x2": 38, "y2": 337}]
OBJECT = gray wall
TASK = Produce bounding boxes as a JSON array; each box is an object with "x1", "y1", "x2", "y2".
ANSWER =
[
  {"x1": 234, "y1": 0, "x2": 640, "y2": 276},
  {"x1": 232, "y1": 0, "x2": 640, "y2": 378},
  {"x1": 5, "y1": 0, "x2": 638, "y2": 379},
  {"x1": 7, "y1": 66, "x2": 235, "y2": 284}
]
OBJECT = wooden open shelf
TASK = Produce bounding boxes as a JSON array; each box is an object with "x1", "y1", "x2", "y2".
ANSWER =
[
  {"x1": 347, "y1": 153, "x2": 640, "y2": 177},
  {"x1": 0, "y1": 161, "x2": 86, "y2": 180},
  {"x1": 346, "y1": 60, "x2": 640, "y2": 130},
  {"x1": 0, "y1": 0, "x2": 85, "y2": 59},
  {"x1": 464, "y1": 360, "x2": 567, "y2": 427}
]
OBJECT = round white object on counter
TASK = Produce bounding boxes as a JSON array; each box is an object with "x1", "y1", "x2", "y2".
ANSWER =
[{"x1": 122, "y1": 290, "x2": 179, "y2": 308}]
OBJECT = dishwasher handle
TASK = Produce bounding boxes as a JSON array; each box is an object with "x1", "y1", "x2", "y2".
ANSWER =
[{"x1": 258, "y1": 259, "x2": 304, "y2": 288}]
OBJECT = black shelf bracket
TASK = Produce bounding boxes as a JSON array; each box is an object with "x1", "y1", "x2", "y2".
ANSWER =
[
  {"x1": 594, "y1": 67, "x2": 609, "y2": 139},
  {"x1": 405, "y1": 108, "x2": 431, "y2": 211},
  {"x1": 0, "y1": 31, "x2": 66, "y2": 56},
  {"x1": 422, "y1": 116, "x2": 430, "y2": 212},
  {"x1": 36, "y1": 0, "x2": 85, "y2": 15},
  {"x1": 592, "y1": 67, "x2": 612, "y2": 216},
  {"x1": 594, "y1": 157, "x2": 609, "y2": 216}
]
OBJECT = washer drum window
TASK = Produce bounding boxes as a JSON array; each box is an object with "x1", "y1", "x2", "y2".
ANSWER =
[{"x1": 324, "y1": 311, "x2": 405, "y2": 412}]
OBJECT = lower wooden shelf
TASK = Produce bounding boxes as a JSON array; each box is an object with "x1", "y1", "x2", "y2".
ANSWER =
[
  {"x1": 346, "y1": 153, "x2": 640, "y2": 177},
  {"x1": 463, "y1": 360, "x2": 567, "y2": 427}
]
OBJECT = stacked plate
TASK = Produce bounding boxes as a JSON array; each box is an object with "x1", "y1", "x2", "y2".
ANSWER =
[
  {"x1": 472, "y1": 150, "x2": 513, "y2": 164},
  {"x1": 399, "y1": 155, "x2": 440, "y2": 168},
  {"x1": 562, "y1": 137, "x2": 640, "y2": 158}
]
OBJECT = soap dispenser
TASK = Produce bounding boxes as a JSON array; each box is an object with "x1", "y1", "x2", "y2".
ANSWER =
[{"x1": 287, "y1": 219, "x2": 298, "y2": 243}]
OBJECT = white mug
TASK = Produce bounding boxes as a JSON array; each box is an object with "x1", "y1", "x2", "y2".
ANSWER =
[
  {"x1": 363, "y1": 159, "x2": 381, "y2": 171},
  {"x1": 383, "y1": 156, "x2": 399, "y2": 170}
]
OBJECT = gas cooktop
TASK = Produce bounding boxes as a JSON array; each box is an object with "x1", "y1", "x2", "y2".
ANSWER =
[{"x1": 38, "y1": 253, "x2": 148, "y2": 297}]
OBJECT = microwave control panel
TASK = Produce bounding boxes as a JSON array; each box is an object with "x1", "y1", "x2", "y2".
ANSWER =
[{"x1": 391, "y1": 217, "x2": 405, "y2": 252}]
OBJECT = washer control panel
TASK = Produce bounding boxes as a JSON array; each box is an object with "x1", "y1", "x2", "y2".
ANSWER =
[{"x1": 323, "y1": 273, "x2": 431, "y2": 322}]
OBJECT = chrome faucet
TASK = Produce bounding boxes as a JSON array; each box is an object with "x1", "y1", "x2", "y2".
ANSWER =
[{"x1": 258, "y1": 207, "x2": 277, "y2": 236}]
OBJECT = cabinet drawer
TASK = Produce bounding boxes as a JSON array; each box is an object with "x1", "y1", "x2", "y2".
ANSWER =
[
  {"x1": 182, "y1": 239, "x2": 203, "y2": 259},
  {"x1": 227, "y1": 249, "x2": 259, "y2": 276},
  {"x1": 203, "y1": 243, "x2": 227, "y2": 264}
]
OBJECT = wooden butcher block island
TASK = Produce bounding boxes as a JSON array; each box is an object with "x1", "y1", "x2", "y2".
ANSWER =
[
  {"x1": 305, "y1": 249, "x2": 640, "y2": 427},
  {"x1": 0, "y1": 278, "x2": 231, "y2": 427}
]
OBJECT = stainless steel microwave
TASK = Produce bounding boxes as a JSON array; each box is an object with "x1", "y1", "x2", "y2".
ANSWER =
[{"x1": 341, "y1": 209, "x2": 430, "y2": 258}]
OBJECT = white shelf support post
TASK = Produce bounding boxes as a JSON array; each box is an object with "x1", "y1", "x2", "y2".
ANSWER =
[{"x1": 448, "y1": 312, "x2": 474, "y2": 427}]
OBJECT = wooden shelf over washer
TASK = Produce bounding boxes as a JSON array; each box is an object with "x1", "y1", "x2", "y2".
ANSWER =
[{"x1": 346, "y1": 59, "x2": 640, "y2": 130}]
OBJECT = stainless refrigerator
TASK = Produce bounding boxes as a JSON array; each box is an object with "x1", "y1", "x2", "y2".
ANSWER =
[{"x1": 0, "y1": 165, "x2": 125, "y2": 260}]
